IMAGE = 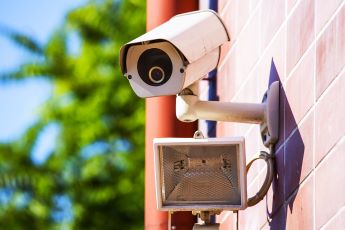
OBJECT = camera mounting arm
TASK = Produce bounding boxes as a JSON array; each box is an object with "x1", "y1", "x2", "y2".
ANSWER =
[{"x1": 176, "y1": 81, "x2": 280, "y2": 147}]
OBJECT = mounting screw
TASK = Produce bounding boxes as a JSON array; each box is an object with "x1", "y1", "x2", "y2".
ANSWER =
[{"x1": 193, "y1": 130, "x2": 205, "y2": 139}]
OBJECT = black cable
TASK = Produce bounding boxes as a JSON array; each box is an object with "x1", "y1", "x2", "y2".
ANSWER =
[{"x1": 246, "y1": 150, "x2": 275, "y2": 207}]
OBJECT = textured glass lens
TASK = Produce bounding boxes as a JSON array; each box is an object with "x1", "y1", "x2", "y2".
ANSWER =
[
  {"x1": 137, "y1": 48, "x2": 172, "y2": 86},
  {"x1": 149, "y1": 66, "x2": 165, "y2": 83},
  {"x1": 160, "y1": 145, "x2": 241, "y2": 206}
]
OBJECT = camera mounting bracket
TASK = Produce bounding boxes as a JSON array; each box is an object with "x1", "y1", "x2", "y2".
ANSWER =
[{"x1": 176, "y1": 81, "x2": 280, "y2": 147}]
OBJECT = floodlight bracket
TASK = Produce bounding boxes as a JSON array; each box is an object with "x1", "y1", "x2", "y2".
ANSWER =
[
  {"x1": 176, "y1": 81, "x2": 280, "y2": 147},
  {"x1": 192, "y1": 211, "x2": 221, "y2": 230}
]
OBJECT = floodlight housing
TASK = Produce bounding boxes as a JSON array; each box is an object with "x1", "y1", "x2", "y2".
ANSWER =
[{"x1": 153, "y1": 137, "x2": 247, "y2": 211}]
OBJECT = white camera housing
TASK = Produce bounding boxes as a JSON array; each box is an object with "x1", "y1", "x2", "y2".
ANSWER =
[
  {"x1": 153, "y1": 137, "x2": 247, "y2": 211},
  {"x1": 119, "y1": 10, "x2": 230, "y2": 98}
]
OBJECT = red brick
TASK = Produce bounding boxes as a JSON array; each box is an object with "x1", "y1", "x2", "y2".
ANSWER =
[
  {"x1": 245, "y1": 126, "x2": 261, "y2": 184},
  {"x1": 247, "y1": 163, "x2": 263, "y2": 200},
  {"x1": 212, "y1": 1, "x2": 345, "y2": 229},
  {"x1": 315, "y1": 4, "x2": 345, "y2": 99},
  {"x1": 256, "y1": 24, "x2": 286, "y2": 93},
  {"x1": 315, "y1": 71, "x2": 345, "y2": 163},
  {"x1": 216, "y1": 121, "x2": 237, "y2": 137},
  {"x1": 219, "y1": 41, "x2": 232, "y2": 66},
  {"x1": 219, "y1": 0, "x2": 252, "y2": 44},
  {"x1": 287, "y1": 0, "x2": 315, "y2": 76},
  {"x1": 218, "y1": 47, "x2": 237, "y2": 101},
  {"x1": 236, "y1": 72, "x2": 259, "y2": 103},
  {"x1": 217, "y1": 122, "x2": 246, "y2": 138},
  {"x1": 336, "y1": 4, "x2": 345, "y2": 75},
  {"x1": 287, "y1": 0, "x2": 298, "y2": 14},
  {"x1": 239, "y1": 197, "x2": 267, "y2": 229},
  {"x1": 285, "y1": 111, "x2": 314, "y2": 198},
  {"x1": 233, "y1": 122, "x2": 255, "y2": 141},
  {"x1": 286, "y1": 175, "x2": 314, "y2": 230},
  {"x1": 216, "y1": 122, "x2": 225, "y2": 137},
  {"x1": 315, "y1": 0, "x2": 343, "y2": 34},
  {"x1": 218, "y1": 0, "x2": 230, "y2": 11},
  {"x1": 260, "y1": 0, "x2": 285, "y2": 49},
  {"x1": 285, "y1": 47, "x2": 315, "y2": 136},
  {"x1": 217, "y1": 210, "x2": 230, "y2": 222},
  {"x1": 322, "y1": 208, "x2": 345, "y2": 230},
  {"x1": 266, "y1": 147, "x2": 285, "y2": 215},
  {"x1": 237, "y1": 0, "x2": 252, "y2": 34},
  {"x1": 216, "y1": 121, "x2": 253, "y2": 145},
  {"x1": 316, "y1": 18, "x2": 337, "y2": 98},
  {"x1": 236, "y1": 9, "x2": 261, "y2": 80},
  {"x1": 254, "y1": 156, "x2": 268, "y2": 186},
  {"x1": 220, "y1": 1, "x2": 240, "y2": 43},
  {"x1": 218, "y1": 211, "x2": 235, "y2": 230},
  {"x1": 249, "y1": 0, "x2": 260, "y2": 12},
  {"x1": 315, "y1": 138, "x2": 345, "y2": 228}
]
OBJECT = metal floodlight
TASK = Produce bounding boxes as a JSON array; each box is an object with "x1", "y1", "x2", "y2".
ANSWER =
[{"x1": 153, "y1": 137, "x2": 247, "y2": 211}]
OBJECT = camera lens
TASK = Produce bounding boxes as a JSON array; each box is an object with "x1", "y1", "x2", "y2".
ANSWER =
[
  {"x1": 149, "y1": 66, "x2": 165, "y2": 83},
  {"x1": 137, "y1": 48, "x2": 173, "y2": 86}
]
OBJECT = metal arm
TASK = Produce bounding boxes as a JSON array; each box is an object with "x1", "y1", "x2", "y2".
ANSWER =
[{"x1": 176, "y1": 81, "x2": 280, "y2": 147}]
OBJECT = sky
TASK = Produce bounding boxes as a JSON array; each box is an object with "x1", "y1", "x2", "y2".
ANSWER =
[{"x1": 0, "y1": 0, "x2": 85, "y2": 163}]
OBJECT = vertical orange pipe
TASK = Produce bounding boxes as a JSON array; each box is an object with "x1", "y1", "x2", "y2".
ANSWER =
[{"x1": 145, "y1": 0, "x2": 198, "y2": 229}]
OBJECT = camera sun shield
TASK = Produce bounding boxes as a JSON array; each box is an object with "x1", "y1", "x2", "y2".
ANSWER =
[{"x1": 119, "y1": 10, "x2": 230, "y2": 98}]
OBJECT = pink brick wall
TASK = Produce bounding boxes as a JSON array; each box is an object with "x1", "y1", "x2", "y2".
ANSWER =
[{"x1": 207, "y1": 0, "x2": 345, "y2": 228}]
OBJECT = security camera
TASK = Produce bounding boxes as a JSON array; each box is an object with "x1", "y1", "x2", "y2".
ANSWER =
[{"x1": 119, "y1": 10, "x2": 230, "y2": 98}]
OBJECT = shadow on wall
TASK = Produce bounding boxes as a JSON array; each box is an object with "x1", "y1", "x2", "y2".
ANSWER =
[{"x1": 266, "y1": 60, "x2": 305, "y2": 229}]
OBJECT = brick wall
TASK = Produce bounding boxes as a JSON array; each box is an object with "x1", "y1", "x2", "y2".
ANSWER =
[{"x1": 203, "y1": 0, "x2": 345, "y2": 229}]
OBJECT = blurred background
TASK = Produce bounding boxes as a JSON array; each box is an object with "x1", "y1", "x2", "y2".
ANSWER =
[{"x1": 0, "y1": 0, "x2": 146, "y2": 229}]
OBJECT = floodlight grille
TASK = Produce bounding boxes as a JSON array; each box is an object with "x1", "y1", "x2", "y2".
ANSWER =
[{"x1": 160, "y1": 145, "x2": 241, "y2": 206}]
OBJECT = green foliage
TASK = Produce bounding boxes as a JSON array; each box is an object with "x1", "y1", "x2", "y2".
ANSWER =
[{"x1": 0, "y1": 0, "x2": 146, "y2": 229}]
